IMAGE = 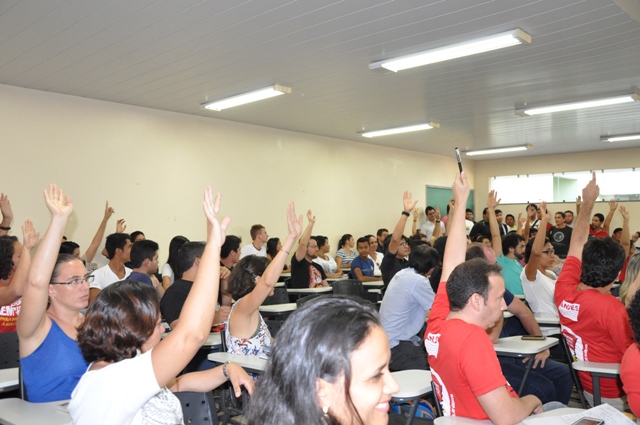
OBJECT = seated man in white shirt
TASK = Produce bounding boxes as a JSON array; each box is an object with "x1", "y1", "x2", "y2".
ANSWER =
[
  {"x1": 89, "y1": 233, "x2": 132, "y2": 304},
  {"x1": 240, "y1": 224, "x2": 268, "y2": 259}
]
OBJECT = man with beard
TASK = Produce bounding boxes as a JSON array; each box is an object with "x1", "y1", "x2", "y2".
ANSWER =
[{"x1": 496, "y1": 233, "x2": 526, "y2": 295}]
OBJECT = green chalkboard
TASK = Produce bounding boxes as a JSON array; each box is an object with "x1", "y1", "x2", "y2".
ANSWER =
[{"x1": 425, "y1": 186, "x2": 475, "y2": 215}]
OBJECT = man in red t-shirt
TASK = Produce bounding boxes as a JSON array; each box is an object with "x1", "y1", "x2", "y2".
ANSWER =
[
  {"x1": 554, "y1": 173, "x2": 631, "y2": 410},
  {"x1": 425, "y1": 173, "x2": 542, "y2": 423}
]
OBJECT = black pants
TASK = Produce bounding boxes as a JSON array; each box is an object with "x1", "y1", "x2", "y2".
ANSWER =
[{"x1": 389, "y1": 340, "x2": 429, "y2": 372}]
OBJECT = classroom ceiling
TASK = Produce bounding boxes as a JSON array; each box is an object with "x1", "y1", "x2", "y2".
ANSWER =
[{"x1": 1, "y1": 0, "x2": 640, "y2": 160}]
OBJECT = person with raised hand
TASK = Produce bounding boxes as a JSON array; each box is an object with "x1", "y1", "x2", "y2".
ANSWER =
[
  {"x1": 380, "y1": 191, "x2": 417, "y2": 288},
  {"x1": 18, "y1": 185, "x2": 90, "y2": 402},
  {"x1": 291, "y1": 210, "x2": 329, "y2": 288},
  {"x1": 0, "y1": 193, "x2": 14, "y2": 236},
  {"x1": 69, "y1": 186, "x2": 253, "y2": 424},
  {"x1": 226, "y1": 202, "x2": 302, "y2": 357}
]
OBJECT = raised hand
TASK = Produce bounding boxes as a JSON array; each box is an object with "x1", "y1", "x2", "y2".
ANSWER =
[
  {"x1": 619, "y1": 205, "x2": 629, "y2": 221},
  {"x1": 43, "y1": 184, "x2": 73, "y2": 218},
  {"x1": 452, "y1": 172, "x2": 470, "y2": 203},
  {"x1": 203, "y1": 186, "x2": 230, "y2": 247},
  {"x1": 539, "y1": 201, "x2": 550, "y2": 221},
  {"x1": 435, "y1": 206, "x2": 441, "y2": 221},
  {"x1": 306, "y1": 209, "x2": 316, "y2": 224},
  {"x1": 103, "y1": 201, "x2": 115, "y2": 221},
  {"x1": 116, "y1": 219, "x2": 127, "y2": 233},
  {"x1": 518, "y1": 212, "x2": 526, "y2": 227},
  {"x1": 411, "y1": 207, "x2": 420, "y2": 219},
  {"x1": 0, "y1": 193, "x2": 13, "y2": 221},
  {"x1": 581, "y1": 172, "x2": 599, "y2": 204},
  {"x1": 487, "y1": 190, "x2": 501, "y2": 209},
  {"x1": 575, "y1": 195, "x2": 582, "y2": 206},
  {"x1": 448, "y1": 198, "x2": 455, "y2": 215},
  {"x1": 22, "y1": 220, "x2": 40, "y2": 250},
  {"x1": 403, "y1": 191, "x2": 418, "y2": 213},
  {"x1": 609, "y1": 198, "x2": 618, "y2": 211},
  {"x1": 286, "y1": 202, "x2": 303, "y2": 240}
]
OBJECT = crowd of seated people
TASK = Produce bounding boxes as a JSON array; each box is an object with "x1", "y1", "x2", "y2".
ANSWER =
[{"x1": 2, "y1": 173, "x2": 640, "y2": 425}]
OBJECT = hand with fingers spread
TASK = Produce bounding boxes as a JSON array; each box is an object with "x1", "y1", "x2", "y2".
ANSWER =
[
  {"x1": 539, "y1": 201, "x2": 549, "y2": 221},
  {"x1": 44, "y1": 184, "x2": 73, "y2": 218},
  {"x1": 411, "y1": 207, "x2": 420, "y2": 219},
  {"x1": 435, "y1": 206, "x2": 441, "y2": 221},
  {"x1": 286, "y1": 202, "x2": 303, "y2": 240},
  {"x1": 203, "y1": 186, "x2": 231, "y2": 248},
  {"x1": 116, "y1": 219, "x2": 127, "y2": 233},
  {"x1": 403, "y1": 191, "x2": 418, "y2": 213},
  {"x1": 609, "y1": 198, "x2": 618, "y2": 211},
  {"x1": 619, "y1": 205, "x2": 629, "y2": 221},
  {"x1": 306, "y1": 209, "x2": 316, "y2": 224},
  {"x1": 487, "y1": 190, "x2": 501, "y2": 209},
  {"x1": 0, "y1": 193, "x2": 13, "y2": 222},
  {"x1": 22, "y1": 220, "x2": 40, "y2": 250}
]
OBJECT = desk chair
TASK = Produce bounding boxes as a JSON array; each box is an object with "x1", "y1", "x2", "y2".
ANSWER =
[
  {"x1": 390, "y1": 369, "x2": 433, "y2": 425},
  {"x1": 560, "y1": 335, "x2": 587, "y2": 408},
  {"x1": 332, "y1": 279, "x2": 364, "y2": 299},
  {"x1": 430, "y1": 381, "x2": 443, "y2": 417},
  {"x1": 175, "y1": 391, "x2": 219, "y2": 425},
  {"x1": 218, "y1": 330, "x2": 250, "y2": 425},
  {"x1": 572, "y1": 361, "x2": 621, "y2": 407},
  {"x1": 0, "y1": 332, "x2": 19, "y2": 369},
  {"x1": 295, "y1": 294, "x2": 320, "y2": 307},
  {"x1": 262, "y1": 286, "x2": 289, "y2": 306}
]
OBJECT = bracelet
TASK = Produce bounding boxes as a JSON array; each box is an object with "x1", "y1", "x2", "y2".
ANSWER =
[
  {"x1": 435, "y1": 220, "x2": 441, "y2": 223},
  {"x1": 282, "y1": 249, "x2": 290, "y2": 254},
  {"x1": 0, "y1": 226, "x2": 10, "y2": 231},
  {"x1": 401, "y1": 211, "x2": 410, "y2": 217},
  {"x1": 222, "y1": 361, "x2": 231, "y2": 380}
]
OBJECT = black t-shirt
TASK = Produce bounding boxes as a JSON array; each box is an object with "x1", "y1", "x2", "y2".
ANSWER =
[
  {"x1": 469, "y1": 220, "x2": 491, "y2": 241},
  {"x1": 380, "y1": 250, "x2": 408, "y2": 287},
  {"x1": 548, "y1": 226, "x2": 573, "y2": 259},
  {"x1": 290, "y1": 255, "x2": 327, "y2": 288},
  {"x1": 160, "y1": 278, "x2": 193, "y2": 326}
]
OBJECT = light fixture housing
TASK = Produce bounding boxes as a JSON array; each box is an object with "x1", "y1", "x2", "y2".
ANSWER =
[
  {"x1": 600, "y1": 133, "x2": 640, "y2": 143},
  {"x1": 201, "y1": 85, "x2": 291, "y2": 111},
  {"x1": 369, "y1": 29, "x2": 531, "y2": 73},
  {"x1": 464, "y1": 145, "x2": 532, "y2": 156},
  {"x1": 516, "y1": 91, "x2": 640, "y2": 116},
  {"x1": 359, "y1": 122, "x2": 439, "y2": 138}
]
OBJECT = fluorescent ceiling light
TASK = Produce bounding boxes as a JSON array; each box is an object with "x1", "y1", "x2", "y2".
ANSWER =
[
  {"x1": 516, "y1": 91, "x2": 640, "y2": 116},
  {"x1": 370, "y1": 29, "x2": 531, "y2": 72},
  {"x1": 359, "y1": 122, "x2": 439, "y2": 138},
  {"x1": 600, "y1": 133, "x2": 640, "y2": 143},
  {"x1": 201, "y1": 85, "x2": 291, "y2": 111},
  {"x1": 464, "y1": 145, "x2": 532, "y2": 156}
]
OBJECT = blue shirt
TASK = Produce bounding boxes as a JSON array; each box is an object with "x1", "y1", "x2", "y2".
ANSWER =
[
  {"x1": 128, "y1": 271, "x2": 153, "y2": 286},
  {"x1": 350, "y1": 256, "x2": 375, "y2": 278}
]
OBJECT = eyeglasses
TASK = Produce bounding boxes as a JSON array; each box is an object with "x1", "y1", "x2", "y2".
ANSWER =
[
  {"x1": 51, "y1": 274, "x2": 94, "y2": 286},
  {"x1": 398, "y1": 242, "x2": 409, "y2": 247},
  {"x1": 542, "y1": 249, "x2": 555, "y2": 255}
]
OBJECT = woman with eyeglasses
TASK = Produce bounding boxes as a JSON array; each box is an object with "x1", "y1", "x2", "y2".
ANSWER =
[
  {"x1": 225, "y1": 203, "x2": 301, "y2": 358},
  {"x1": 521, "y1": 201, "x2": 560, "y2": 335},
  {"x1": 18, "y1": 185, "x2": 91, "y2": 402}
]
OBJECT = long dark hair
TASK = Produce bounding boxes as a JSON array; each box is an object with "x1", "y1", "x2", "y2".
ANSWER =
[
  {"x1": 166, "y1": 236, "x2": 189, "y2": 279},
  {"x1": 246, "y1": 296, "x2": 379, "y2": 425},
  {"x1": 338, "y1": 234, "x2": 352, "y2": 250},
  {"x1": 266, "y1": 238, "x2": 280, "y2": 259}
]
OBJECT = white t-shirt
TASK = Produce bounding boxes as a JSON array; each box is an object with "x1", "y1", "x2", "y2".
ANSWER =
[
  {"x1": 369, "y1": 253, "x2": 384, "y2": 277},
  {"x1": 161, "y1": 263, "x2": 174, "y2": 284},
  {"x1": 90, "y1": 264, "x2": 132, "y2": 291},
  {"x1": 239, "y1": 243, "x2": 267, "y2": 259},
  {"x1": 420, "y1": 220, "x2": 445, "y2": 240},
  {"x1": 520, "y1": 268, "x2": 558, "y2": 336},
  {"x1": 313, "y1": 255, "x2": 338, "y2": 274},
  {"x1": 69, "y1": 350, "x2": 182, "y2": 425}
]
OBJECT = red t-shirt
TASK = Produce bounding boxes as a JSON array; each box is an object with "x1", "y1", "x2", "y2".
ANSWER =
[
  {"x1": 554, "y1": 256, "x2": 633, "y2": 397},
  {"x1": 0, "y1": 298, "x2": 21, "y2": 333},
  {"x1": 621, "y1": 344, "x2": 640, "y2": 417},
  {"x1": 589, "y1": 226, "x2": 608, "y2": 239},
  {"x1": 425, "y1": 280, "x2": 517, "y2": 419}
]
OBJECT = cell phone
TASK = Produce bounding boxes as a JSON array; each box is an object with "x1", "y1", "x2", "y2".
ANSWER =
[
  {"x1": 571, "y1": 417, "x2": 604, "y2": 425},
  {"x1": 455, "y1": 147, "x2": 463, "y2": 172},
  {"x1": 521, "y1": 335, "x2": 546, "y2": 340}
]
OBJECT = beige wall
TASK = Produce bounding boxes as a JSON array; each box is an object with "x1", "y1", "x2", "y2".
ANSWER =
[
  {"x1": 1, "y1": 83, "x2": 475, "y2": 266},
  {"x1": 474, "y1": 149, "x2": 640, "y2": 234}
]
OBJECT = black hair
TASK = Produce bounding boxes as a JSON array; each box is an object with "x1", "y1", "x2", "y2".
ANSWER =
[
  {"x1": 447, "y1": 258, "x2": 503, "y2": 311},
  {"x1": 502, "y1": 233, "x2": 525, "y2": 257},
  {"x1": 356, "y1": 237, "x2": 369, "y2": 246},
  {"x1": 524, "y1": 237, "x2": 550, "y2": 263},
  {"x1": 105, "y1": 233, "x2": 131, "y2": 260},
  {"x1": 229, "y1": 255, "x2": 271, "y2": 300},
  {"x1": 266, "y1": 237, "x2": 280, "y2": 259},
  {"x1": 221, "y1": 235, "x2": 242, "y2": 259},
  {"x1": 246, "y1": 296, "x2": 379, "y2": 425},
  {"x1": 627, "y1": 288, "x2": 640, "y2": 343},
  {"x1": 129, "y1": 239, "x2": 159, "y2": 269},
  {"x1": 432, "y1": 236, "x2": 447, "y2": 264},
  {"x1": 580, "y1": 237, "x2": 625, "y2": 288},
  {"x1": 593, "y1": 213, "x2": 605, "y2": 223},
  {"x1": 176, "y1": 242, "x2": 205, "y2": 278},
  {"x1": 315, "y1": 236, "x2": 329, "y2": 249},
  {"x1": 59, "y1": 241, "x2": 80, "y2": 255},
  {"x1": 0, "y1": 236, "x2": 18, "y2": 280},
  {"x1": 408, "y1": 245, "x2": 439, "y2": 275},
  {"x1": 338, "y1": 234, "x2": 353, "y2": 250},
  {"x1": 166, "y1": 236, "x2": 189, "y2": 279},
  {"x1": 376, "y1": 228, "x2": 388, "y2": 237},
  {"x1": 129, "y1": 231, "x2": 145, "y2": 242},
  {"x1": 555, "y1": 211, "x2": 566, "y2": 219}
]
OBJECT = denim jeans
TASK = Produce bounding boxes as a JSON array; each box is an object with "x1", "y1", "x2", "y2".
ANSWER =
[{"x1": 499, "y1": 356, "x2": 573, "y2": 404}]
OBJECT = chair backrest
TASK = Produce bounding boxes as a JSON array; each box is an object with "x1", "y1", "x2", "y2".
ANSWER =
[
  {"x1": 560, "y1": 333, "x2": 587, "y2": 408},
  {"x1": 262, "y1": 286, "x2": 289, "y2": 306},
  {"x1": 296, "y1": 294, "x2": 320, "y2": 307},
  {"x1": 0, "y1": 331, "x2": 20, "y2": 369},
  {"x1": 264, "y1": 319, "x2": 284, "y2": 338},
  {"x1": 220, "y1": 328, "x2": 228, "y2": 352},
  {"x1": 174, "y1": 391, "x2": 218, "y2": 425},
  {"x1": 430, "y1": 381, "x2": 443, "y2": 416},
  {"x1": 283, "y1": 278, "x2": 292, "y2": 288},
  {"x1": 332, "y1": 280, "x2": 364, "y2": 298}
]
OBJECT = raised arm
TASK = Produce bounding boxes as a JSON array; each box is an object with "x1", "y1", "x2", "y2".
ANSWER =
[
  {"x1": 17, "y1": 186, "x2": 73, "y2": 343},
  {"x1": 411, "y1": 207, "x2": 419, "y2": 236},
  {"x1": 0, "y1": 194, "x2": 14, "y2": 236},
  {"x1": 294, "y1": 210, "x2": 315, "y2": 262},
  {"x1": 388, "y1": 192, "x2": 417, "y2": 255},
  {"x1": 619, "y1": 206, "x2": 631, "y2": 260},
  {"x1": 441, "y1": 173, "x2": 470, "y2": 283},
  {"x1": 524, "y1": 201, "x2": 549, "y2": 281},
  {"x1": 154, "y1": 187, "x2": 230, "y2": 387},
  {"x1": 0, "y1": 220, "x2": 39, "y2": 306},
  {"x1": 487, "y1": 190, "x2": 502, "y2": 258},
  {"x1": 430, "y1": 206, "x2": 443, "y2": 243},
  {"x1": 567, "y1": 173, "x2": 599, "y2": 260},
  {"x1": 575, "y1": 196, "x2": 582, "y2": 219},
  {"x1": 83, "y1": 201, "x2": 114, "y2": 263},
  {"x1": 602, "y1": 199, "x2": 616, "y2": 235}
]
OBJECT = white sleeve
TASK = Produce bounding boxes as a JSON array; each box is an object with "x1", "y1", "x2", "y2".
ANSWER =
[{"x1": 161, "y1": 263, "x2": 173, "y2": 279}]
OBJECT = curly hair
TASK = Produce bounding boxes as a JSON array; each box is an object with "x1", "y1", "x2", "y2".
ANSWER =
[
  {"x1": 0, "y1": 236, "x2": 18, "y2": 280},
  {"x1": 627, "y1": 289, "x2": 640, "y2": 344},
  {"x1": 229, "y1": 255, "x2": 270, "y2": 300},
  {"x1": 581, "y1": 237, "x2": 625, "y2": 288},
  {"x1": 77, "y1": 280, "x2": 159, "y2": 363}
]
